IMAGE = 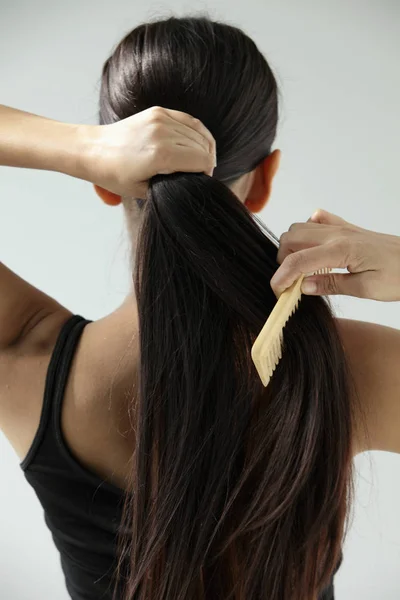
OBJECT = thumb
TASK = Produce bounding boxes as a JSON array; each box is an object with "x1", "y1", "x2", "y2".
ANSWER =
[{"x1": 301, "y1": 272, "x2": 369, "y2": 298}]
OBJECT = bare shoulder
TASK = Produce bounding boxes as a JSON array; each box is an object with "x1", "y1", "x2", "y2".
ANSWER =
[
  {"x1": 0, "y1": 307, "x2": 73, "y2": 460},
  {"x1": 336, "y1": 317, "x2": 400, "y2": 456}
]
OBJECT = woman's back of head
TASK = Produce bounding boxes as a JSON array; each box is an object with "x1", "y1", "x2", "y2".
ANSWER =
[
  {"x1": 100, "y1": 15, "x2": 278, "y2": 185},
  {"x1": 98, "y1": 14, "x2": 361, "y2": 600}
]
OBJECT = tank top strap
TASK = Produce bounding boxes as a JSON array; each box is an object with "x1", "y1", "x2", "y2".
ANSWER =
[{"x1": 20, "y1": 314, "x2": 92, "y2": 471}]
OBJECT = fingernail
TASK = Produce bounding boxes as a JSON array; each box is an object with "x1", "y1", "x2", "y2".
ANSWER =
[{"x1": 302, "y1": 279, "x2": 317, "y2": 294}]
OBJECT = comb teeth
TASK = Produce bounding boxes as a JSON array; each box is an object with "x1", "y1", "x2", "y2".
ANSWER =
[
  {"x1": 273, "y1": 338, "x2": 280, "y2": 365},
  {"x1": 314, "y1": 267, "x2": 331, "y2": 275},
  {"x1": 251, "y1": 268, "x2": 333, "y2": 388}
]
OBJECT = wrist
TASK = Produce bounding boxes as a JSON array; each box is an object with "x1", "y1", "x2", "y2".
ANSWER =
[
  {"x1": 72, "y1": 123, "x2": 114, "y2": 187},
  {"x1": 51, "y1": 122, "x2": 99, "y2": 183}
]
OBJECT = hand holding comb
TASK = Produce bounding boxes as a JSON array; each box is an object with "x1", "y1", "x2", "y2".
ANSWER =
[{"x1": 251, "y1": 223, "x2": 332, "y2": 387}]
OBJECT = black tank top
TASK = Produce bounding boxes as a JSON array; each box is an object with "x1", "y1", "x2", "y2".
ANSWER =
[{"x1": 19, "y1": 314, "x2": 342, "y2": 600}]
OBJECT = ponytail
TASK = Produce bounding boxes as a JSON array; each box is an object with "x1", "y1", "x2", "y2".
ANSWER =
[{"x1": 116, "y1": 172, "x2": 354, "y2": 599}]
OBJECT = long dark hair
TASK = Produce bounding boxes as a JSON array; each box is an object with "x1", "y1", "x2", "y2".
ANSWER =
[{"x1": 99, "y1": 15, "x2": 366, "y2": 599}]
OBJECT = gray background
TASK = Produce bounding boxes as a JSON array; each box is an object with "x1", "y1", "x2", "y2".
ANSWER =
[{"x1": 1, "y1": 0, "x2": 399, "y2": 598}]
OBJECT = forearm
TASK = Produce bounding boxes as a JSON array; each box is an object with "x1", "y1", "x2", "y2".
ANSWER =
[{"x1": 0, "y1": 104, "x2": 92, "y2": 180}]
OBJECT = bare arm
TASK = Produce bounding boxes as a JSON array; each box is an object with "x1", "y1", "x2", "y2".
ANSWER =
[
  {"x1": 0, "y1": 104, "x2": 91, "y2": 176},
  {"x1": 337, "y1": 318, "x2": 400, "y2": 456},
  {"x1": 0, "y1": 106, "x2": 101, "y2": 457},
  {"x1": 0, "y1": 105, "x2": 92, "y2": 348}
]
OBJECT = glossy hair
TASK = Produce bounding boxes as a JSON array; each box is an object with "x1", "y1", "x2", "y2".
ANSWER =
[{"x1": 99, "y1": 14, "x2": 365, "y2": 600}]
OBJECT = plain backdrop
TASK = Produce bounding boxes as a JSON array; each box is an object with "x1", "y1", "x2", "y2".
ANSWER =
[{"x1": 0, "y1": 0, "x2": 399, "y2": 598}]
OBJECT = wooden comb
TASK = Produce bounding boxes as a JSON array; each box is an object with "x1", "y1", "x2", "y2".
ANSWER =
[{"x1": 250, "y1": 222, "x2": 331, "y2": 387}]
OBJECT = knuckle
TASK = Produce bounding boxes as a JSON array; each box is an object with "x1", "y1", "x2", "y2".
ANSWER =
[
  {"x1": 288, "y1": 222, "x2": 301, "y2": 232},
  {"x1": 312, "y1": 208, "x2": 330, "y2": 223},
  {"x1": 149, "y1": 106, "x2": 165, "y2": 121},
  {"x1": 285, "y1": 251, "x2": 304, "y2": 270}
]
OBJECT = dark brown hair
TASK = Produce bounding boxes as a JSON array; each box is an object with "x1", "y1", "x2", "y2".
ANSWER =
[{"x1": 99, "y1": 14, "x2": 365, "y2": 599}]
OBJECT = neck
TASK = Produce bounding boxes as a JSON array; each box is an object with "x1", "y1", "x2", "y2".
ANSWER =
[{"x1": 85, "y1": 292, "x2": 140, "y2": 397}]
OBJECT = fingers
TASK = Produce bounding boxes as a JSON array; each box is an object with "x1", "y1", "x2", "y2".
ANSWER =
[
  {"x1": 277, "y1": 218, "x2": 362, "y2": 266},
  {"x1": 308, "y1": 208, "x2": 361, "y2": 232},
  {"x1": 277, "y1": 225, "x2": 337, "y2": 265},
  {"x1": 155, "y1": 144, "x2": 216, "y2": 177},
  {"x1": 159, "y1": 107, "x2": 216, "y2": 157},
  {"x1": 270, "y1": 241, "x2": 351, "y2": 297},
  {"x1": 145, "y1": 106, "x2": 216, "y2": 177},
  {"x1": 308, "y1": 209, "x2": 346, "y2": 225},
  {"x1": 169, "y1": 122, "x2": 212, "y2": 155},
  {"x1": 269, "y1": 210, "x2": 374, "y2": 299}
]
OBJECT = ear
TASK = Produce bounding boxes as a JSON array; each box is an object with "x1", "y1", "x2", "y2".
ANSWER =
[
  {"x1": 244, "y1": 149, "x2": 281, "y2": 213},
  {"x1": 93, "y1": 184, "x2": 122, "y2": 206}
]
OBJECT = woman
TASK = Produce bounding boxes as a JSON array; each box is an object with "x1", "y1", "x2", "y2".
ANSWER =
[{"x1": 1, "y1": 15, "x2": 399, "y2": 600}]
